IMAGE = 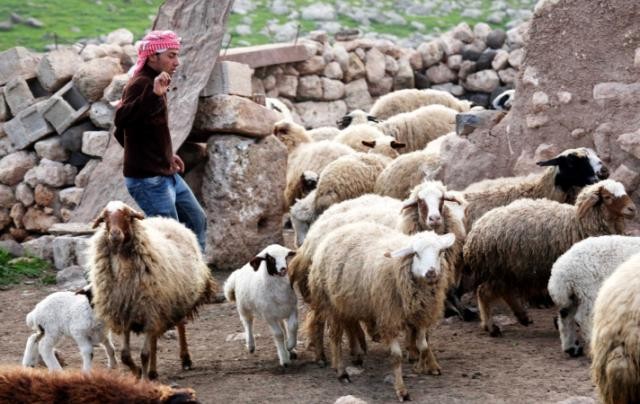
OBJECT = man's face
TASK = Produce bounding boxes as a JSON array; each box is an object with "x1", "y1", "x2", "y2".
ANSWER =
[{"x1": 149, "y1": 48, "x2": 180, "y2": 75}]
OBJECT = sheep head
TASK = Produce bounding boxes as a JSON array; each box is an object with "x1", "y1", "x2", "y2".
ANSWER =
[
  {"x1": 337, "y1": 110, "x2": 379, "y2": 129},
  {"x1": 249, "y1": 244, "x2": 296, "y2": 277},
  {"x1": 92, "y1": 201, "x2": 144, "y2": 247},
  {"x1": 385, "y1": 231, "x2": 455, "y2": 284},
  {"x1": 537, "y1": 147, "x2": 609, "y2": 191},
  {"x1": 576, "y1": 180, "x2": 636, "y2": 221},
  {"x1": 402, "y1": 181, "x2": 465, "y2": 233},
  {"x1": 361, "y1": 136, "x2": 405, "y2": 158}
]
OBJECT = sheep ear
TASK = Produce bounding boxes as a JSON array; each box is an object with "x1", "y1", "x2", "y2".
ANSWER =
[
  {"x1": 367, "y1": 115, "x2": 380, "y2": 123},
  {"x1": 91, "y1": 210, "x2": 106, "y2": 228},
  {"x1": 439, "y1": 233, "x2": 456, "y2": 249},
  {"x1": 401, "y1": 197, "x2": 418, "y2": 210},
  {"x1": 287, "y1": 250, "x2": 296, "y2": 258},
  {"x1": 249, "y1": 256, "x2": 264, "y2": 271},
  {"x1": 130, "y1": 209, "x2": 145, "y2": 221},
  {"x1": 537, "y1": 156, "x2": 563, "y2": 167},
  {"x1": 577, "y1": 190, "x2": 601, "y2": 219},
  {"x1": 386, "y1": 246, "x2": 415, "y2": 258},
  {"x1": 444, "y1": 193, "x2": 465, "y2": 205},
  {"x1": 362, "y1": 140, "x2": 376, "y2": 148},
  {"x1": 390, "y1": 140, "x2": 406, "y2": 149},
  {"x1": 337, "y1": 115, "x2": 352, "y2": 129}
]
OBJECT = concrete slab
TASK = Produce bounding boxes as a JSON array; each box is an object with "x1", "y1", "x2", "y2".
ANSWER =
[
  {"x1": 201, "y1": 61, "x2": 253, "y2": 97},
  {"x1": 219, "y1": 43, "x2": 313, "y2": 68}
]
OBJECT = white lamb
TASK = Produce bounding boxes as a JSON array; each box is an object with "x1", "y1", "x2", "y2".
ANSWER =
[
  {"x1": 22, "y1": 287, "x2": 116, "y2": 372},
  {"x1": 548, "y1": 235, "x2": 640, "y2": 357},
  {"x1": 224, "y1": 244, "x2": 298, "y2": 367}
]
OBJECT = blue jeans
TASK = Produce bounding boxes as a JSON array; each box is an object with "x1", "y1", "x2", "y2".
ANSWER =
[{"x1": 125, "y1": 174, "x2": 207, "y2": 253}]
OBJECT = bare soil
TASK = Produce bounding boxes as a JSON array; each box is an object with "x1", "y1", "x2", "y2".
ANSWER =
[{"x1": 0, "y1": 272, "x2": 598, "y2": 404}]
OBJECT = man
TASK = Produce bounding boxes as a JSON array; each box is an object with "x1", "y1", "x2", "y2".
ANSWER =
[{"x1": 114, "y1": 30, "x2": 207, "y2": 253}]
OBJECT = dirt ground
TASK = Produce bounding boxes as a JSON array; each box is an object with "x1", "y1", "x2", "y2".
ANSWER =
[{"x1": 0, "y1": 263, "x2": 599, "y2": 404}]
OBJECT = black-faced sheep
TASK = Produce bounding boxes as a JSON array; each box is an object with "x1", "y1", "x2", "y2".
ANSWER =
[
  {"x1": 224, "y1": 244, "x2": 298, "y2": 367},
  {"x1": 462, "y1": 147, "x2": 609, "y2": 229},
  {"x1": 0, "y1": 366, "x2": 199, "y2": 403},
  {"x1": 308, "y1": 222, "x2": 455, "y2": 401},
  {"x1": 376, "y1": 104, "x2": 457, "y2": 153},
  {"x1": 464, "y1": 180, "x2": 636, "y2": 337},
  {"x1": 369, "y1": 88, "x2": 472, "y2": 120},
  {"x1": 337, "y1": 109, "x2": 380, "y2": 129},
  {"x1": 590, "y1": 252, "x2": 640, "y2": 404},
  {"x1": 548, "y1": 235, "x2": 640, "y2": 357},
  {"x1": 87, "y1": 201, "x2": 218, "y2": 379},
  {"x1": 22, "y1": 287, "x2": 116, "y2": 372}
]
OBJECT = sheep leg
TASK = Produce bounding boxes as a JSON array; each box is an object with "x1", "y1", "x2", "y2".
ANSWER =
[
  {"x1": 346, "y1": 322, "x2": 365, "y2": 366},
  {"x1": 75, "y1": 335, "x2": 94, "y2": 372},
  {"x1": 22, "y1": 332, "x2": 41, "y2": 367},
  {"x1": 502, "y1": 292, "x2": 533, "y2": 326},
  {"x1": 404, "y1": 325, "x2": 419, "y2": 362},
  {"x1": 121, "y1": 330, "x2": 141, "y2": 377},
  {"x1": 268, "y1": 320, "x2": 290, "y2": 367},
  {"x1": 414, "y1": 330, "x2": 441, "y2": 376},
  {"x1": 239, "y1": 312, "x2": 255, "y2": 354},
  {"x1": 285, "y1": 312, "x2": 298, "y2": 360},
  {"x1": 101, "y1": 332, "x2": 117, "y2": 369},
  {"x1": 328, "y1": 319, "x2": 348, "y2": 382},
  {"x1": 177, "y1": 321, "x2": 192, "y2": 370},
  {"x1": 140, "y1": 334, "x2": 152, "y2": 380},
  {"x1": 306, "y1": 310, "x2": 327, "y2": 365},
  {"x1": 389, "y1": 338, "x2": 410, "y2": 402},
  {"x1": 148, "y1": 335, "x2": 158, "y2": 379},
  {"x1": 37, "y1": 333, "x2": 62, "y2": 371},
  {"x1": 477, "y1": 283, "x2": 502, "y2": 337}
]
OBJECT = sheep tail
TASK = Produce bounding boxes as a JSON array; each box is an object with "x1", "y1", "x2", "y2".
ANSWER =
[
  {"x1": 223, "y1": 272, "x2": 237, "y2": 302},
  {"x1": 288, "y1": 252, "x2": 312, "y2": 303}
]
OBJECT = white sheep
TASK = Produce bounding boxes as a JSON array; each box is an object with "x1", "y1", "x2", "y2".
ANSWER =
[
  {"x1": 336, "y1": 109, "x2": 380, "y2": 129},
  {"x1": 272, "y1": 120, "x2": 312, "y2": 153},
  {"x1": 314, "y1": 152, "x2": 391, "y2": 215},
  {"x1": 224, "y1": 244, "x2": 298, "y2": 367},
  {"x1": 308, "y1": 222, "x2": 455, "y2": 401},
  {"x1": 462, "y1": 147, "x2": 609, "y2": 229},
  {"x1": 374, "y1": 149, "x2": 441, "y2": 200},
  {"x1": 547, "y1": 235, "x2": 640, "y2": 357},
  {"x1": 22, "y1": 287, "x2": 116, "y2": 372},
  {"x1": 284, "y1": 140, "x2": 355, "y2": 209},
  {"x1": 590, "y1": 252, "x2": 640, "y2": 404},
  {"x1": 464, "y1": 180, "x2": 636, "y2": 337},
  {"x1": 333, "y1": 124, "x2": 405, "y2": 157},
  {"x1": 376, "y1": 104, "x2": 458, "y2": 153},
  {"x1": 369, "y1": 88, "x2": 472, "y2": 120},
  {"x1": 307, "y1": 126, "x2": 341, "y2": 142}
]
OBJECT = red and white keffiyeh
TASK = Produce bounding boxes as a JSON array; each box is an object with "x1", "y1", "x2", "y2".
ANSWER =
[{"x1": 132, "y1": 30, "x2": 181, "y2": 76}]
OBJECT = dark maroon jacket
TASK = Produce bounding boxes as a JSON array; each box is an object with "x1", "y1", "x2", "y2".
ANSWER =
[{"x1": 114, "y1": 64, "x2": 174, "y2": 178}]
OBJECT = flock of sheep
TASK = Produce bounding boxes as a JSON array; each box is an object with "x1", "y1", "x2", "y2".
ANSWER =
[{"x1": 4, "y1": 88, "x2": 639, "y2": 404}]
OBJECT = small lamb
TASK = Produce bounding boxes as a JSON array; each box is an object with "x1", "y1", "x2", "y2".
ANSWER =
[
  {"x1": 224, "y1": 245, "x2": 298, "y2": 367},
  {"x1": 22, "y1": 286, "x2": 116, "y2": 372}
]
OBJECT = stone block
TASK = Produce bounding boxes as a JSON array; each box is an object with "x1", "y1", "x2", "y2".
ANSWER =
[
  {"x1": 0, "y1": 47, "x2": 40, "y2": 86},
  {"x1": 0, "y1": 87, "x2": 8, "y2": 122},
  {"x1": 194, "y1": 95, "x2": 280, "y2": 137},
  {"x1": 21, "y1": 235, "x2": 55, "y2": 261},
  {"x1": 201, "y1": 61, "x2": 254, "y2": 98},
  {"x1": 53, "y1": 235, "x2": 89, "y2": 270},
  {"x1": 4, "y1": 77, "x2": 35, "y2": 115},
  {"x1": 219, "y1": 43, "x2": 314, "y2": 69},
  {"x1": 36, "y1": 48, "x2": 83, "y2": 93},
  {"x1": 4, "y1": 101, "x2": 55, "y2": 150},
  {"x1": 42, "y1": 81, "x2": 90, "y2": 134},
  {"x1": 81, "y1": 130, "x2": 109, "y2": 157}
]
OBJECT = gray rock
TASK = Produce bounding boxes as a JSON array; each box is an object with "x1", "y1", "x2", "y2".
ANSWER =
[
  {"x1": 301, "y1": 3, "x2": 336, "y2": 20},
  {"x1": 0, "y1": 151, "x2": 38, "y2": 186},
  {"x1": 0, "y1": 239, "x2": 23, "y2": 256},
  {"x1": 72, "y1": 57, "x2": 123, "y2": 102},
  {"x1": 22, "y1": 235, "x2": 55, "y2": 261},
  {"x1": 344, "y1": 78, "x2": 372, "y2": 111},
  {"x1": 15, "y1": 183, "x2": 34, "y2": 207},
  {"x1": 34, "y1": 136, "x2": 70, "y2": 162},
  {"x1": 202, "y1": 135, "x2": 286, "y2": 269},
  {"x1": 486, "y1": 29, "x2": 507, "y2": 49},
  {"x1": 56, "y1": 265, "x2": 88, "y2": 289}
]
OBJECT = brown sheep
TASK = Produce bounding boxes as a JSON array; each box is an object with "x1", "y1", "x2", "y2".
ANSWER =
[
  {"x1": 464, "y1": 180, "x2": 636, "y2": 337},
  {"x1": 0, "y1": 366, "x2": 198, "y2": 403},
  {"x1": 88, "y1": 201, "x2": 218, "y2": 379}
]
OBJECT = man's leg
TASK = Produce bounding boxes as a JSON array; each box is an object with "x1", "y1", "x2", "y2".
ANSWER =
[
  {"x1": 172, "y1": 174, "x2": 207, "y2": 253},
  {"x1": 124, "y1": 176, "x2": 178, "y2": 219}
]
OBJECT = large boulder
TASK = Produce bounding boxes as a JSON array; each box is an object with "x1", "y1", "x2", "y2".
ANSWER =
[
  {"x1": 201, "y1": 134, "x2": 286, "y2": 269},
  {"x1": 194, "y1": 95, "x2": 280, "y2": 137},
  {"x1": 72, "y1": 57, "x2": 123, "y2": 102}
]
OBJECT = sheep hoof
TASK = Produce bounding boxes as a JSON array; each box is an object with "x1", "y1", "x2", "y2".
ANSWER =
[
  {"x1": 489, "y1": 325, "x2": 503, "y2": 337},
  {"x1": 351, "y1": 357, "x2": 363, "y2": 366},
  {"x1": 248, "y1": 347, "x2": 255, "y2": 354},
  {"x1": 289, "y1": 351, "x2": 297, "y2": 360},
  {"x1": 396, "y1": 390, "x2": 411, "y2": 402},
  {"x1": 148, "y1": 370, "x2": 158, "y2": 380},
  {"x1": 462, "y1": 307, "x2": 479, "y2": 322},
  {"x1": 518, "y1": 316, "x2": 533, "y2": 326},
  {"x1": 182, "y1": 357, "x2": 192, "y2": 370},
  {"x1": 565, "y1": 346, "x2": 584, "y2": 358},
  {"x1": 338, "y1": 372, "x2": 351, "y2": 383}
]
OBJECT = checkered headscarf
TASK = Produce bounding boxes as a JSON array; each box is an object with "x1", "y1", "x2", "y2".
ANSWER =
[{"x1": 132, "y1": 30, "x2": 181, "y2": 76}]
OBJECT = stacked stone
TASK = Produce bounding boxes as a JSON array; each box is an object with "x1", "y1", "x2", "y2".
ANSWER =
[
  {"x1": 0, "y1": 29, "x2": 133, "y2": 250},
  {"x1": 251, "y1": 21, "x2": 528, "y2": 128}
]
